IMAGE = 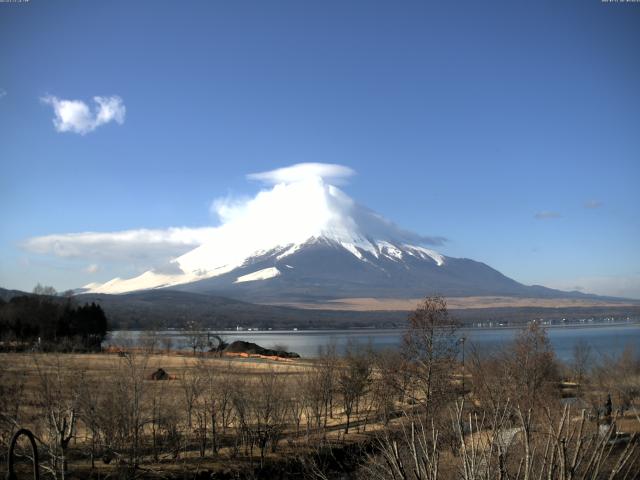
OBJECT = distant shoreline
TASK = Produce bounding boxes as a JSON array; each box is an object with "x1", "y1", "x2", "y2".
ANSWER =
[{"x1": 113, "y1": 320, "x2": 640, "y2": 336}]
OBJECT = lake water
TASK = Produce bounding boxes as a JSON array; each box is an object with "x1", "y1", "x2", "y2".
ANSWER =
[{"x1": 106, "y1": 322, "x2": 640, "y2": 363}]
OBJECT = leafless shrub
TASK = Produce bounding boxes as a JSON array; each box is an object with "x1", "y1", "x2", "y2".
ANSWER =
[
  {"x1": 364, "y1": 413, "x2": 440, "y2": 480},
  {"x1": 367, "y1": 400, "x2": 640, "y2": 480}
]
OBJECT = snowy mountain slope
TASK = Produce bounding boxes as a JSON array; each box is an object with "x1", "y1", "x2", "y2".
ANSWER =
[
  {"x1": 170, "y1": 236, "x2": 574, "y2": 302},
  {"x1": 84, "y1": 176, "x2": 449, "y2": 295},
  {"x1": 235, "y1": 267, "x2": 281, "y2": 283}
]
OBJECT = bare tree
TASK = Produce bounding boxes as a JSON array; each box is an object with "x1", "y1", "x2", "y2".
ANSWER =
[
  {"x1": 140, "y1": 329, "x2": 160, "y2": 353},
  {"x1": 94, "y1": 352, "x2": 151, "y2": 471},
  {"x1": 317, "y1": 344, "x2": 339, "y2": 425},
  {"x1": 301, "y1": 366, "x2": 327, "y2": 437},
  {"x1": 507, "y1": 322, "x2": 560, "y2": 411},
  {"x1": 230, "y1": 374, "x2": 251, "y2": 459},
  {"x1": 570, "y1": 339, "x2": 592, "y2": 400},
  {"x1": 469, "y1": 323, "x2": 560, "y2": 421},
  {"x1": 290, "y1": 370, "x2": 307, "y2": 437},
  {"x1": 193, "y1": 386, "x2": 209, "y2": 457},
  {"x1": 161, "y1": 335, "x2": 174, "y2": 353},
  {"x1": 76, "y1": 371, "x2": 104, "y2": 469},
  {"x1": 592, "y1": 343, "x2": 640, "y2": 416},
  {"x1": 33, "y1": 283, "x2": 58, "y2": 296},
  {"x1": 217, "y1": 362, "x2": 237, "y2": 437},
  {"x1": 467, "y1": 344, "x2": 512, "y2": 418},
  {"x1": 185, "y1": 321, "x2": 207, "y2": 355},
  {"x1": 33, "y1": 355, "x2": 80, "y2": 480},
  {"x1": 149, "y1": 386, "x2": 182, "y2": 461},
  {"x1": 403, "y1": 296, "x2": 459, "y2": 413},
  {"x1": 248, "y1": 368, "x2": 289, "y2": 466},
  {"x1": 571, "y1": 339, "x2": 592, "y2": 383},
  {"x1": 373, "y1": 349, "x2": 411, "y2": 424},
  {"x1": 178, "y1": 362, "x2": 203, "y2": 429},
  {"x1": 197, "y1": 358, "x2": 235, "y2": 456},
  {"x1": 337, "y1": 345, "x2": 372, "y2": 434}
]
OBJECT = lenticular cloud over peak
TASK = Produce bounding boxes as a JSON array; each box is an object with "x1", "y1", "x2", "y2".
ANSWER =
[
  {"x1": 247, "y1": 163, "x2": 355, "y2": 185},
  {"x1": 24, "y1": 163, "x2": 446, "y2": 294}
]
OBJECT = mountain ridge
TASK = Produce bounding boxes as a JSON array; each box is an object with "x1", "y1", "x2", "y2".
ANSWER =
[
  {"x1": 168, "y1": 237, "x2": 602, "y2": 303},
  {"x1": 81, "y1": 234, "x2": 627, "y2": 304}
]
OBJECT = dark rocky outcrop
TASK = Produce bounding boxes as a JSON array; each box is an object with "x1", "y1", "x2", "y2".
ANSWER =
[
  {"x1": 223, "y1": 340, "x2": 300, "y2": 359},
  {"x1": 150, "y1": 368, "x2": 170, "y2": 380}
]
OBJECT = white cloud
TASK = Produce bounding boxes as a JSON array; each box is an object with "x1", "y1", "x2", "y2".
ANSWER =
[
  {"x1": 0, "y1": 89, "x2": 6, "y2": 99},
  {"x1": 248, "y1": 162, "x2": 355, "y2": 185},
  {"x1": 41, "y1": 95, "x2": 126, "y2": 134},
  {"x1": 86, "y1": 264, "x2": 99, "y2": 274},
  {"x1": 23, "y1": 227, "x2": 216, "y2": 268}
]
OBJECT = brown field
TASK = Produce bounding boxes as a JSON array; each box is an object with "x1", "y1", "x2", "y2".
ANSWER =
[
  {"x1": 0, "y1": 351, "x2": 392, "y2": 476},
  {"x1": 1, "y1": 351, "x2": 313, "y2": 378},
  {"x1": 268, "y1": 295, "x2": 640, "y2": 311}
]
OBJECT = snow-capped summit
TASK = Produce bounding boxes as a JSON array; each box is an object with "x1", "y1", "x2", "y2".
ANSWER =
[
  {"x1": 177, "y1": 176, "x2": 443, "y2": 273},
  {"x1": 85, "y1": 167, "x2": 446, "y2": 295}
]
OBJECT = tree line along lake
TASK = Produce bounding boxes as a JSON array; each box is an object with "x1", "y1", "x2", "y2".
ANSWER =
[{"x1": 106, "y1": 321, "x2": 640, "y2": 363}]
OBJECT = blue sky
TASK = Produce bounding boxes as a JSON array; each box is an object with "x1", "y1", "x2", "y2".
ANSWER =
[{"x1": 1, "y1": 0, "x2": 639, "y2": 297}]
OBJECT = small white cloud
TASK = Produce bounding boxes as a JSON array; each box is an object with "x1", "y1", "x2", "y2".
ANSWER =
[
  {"x1": 41, "y1": 95, "x2": 126, "y2": 135},
  {"x1": 534, "y1": 211, "x2": 562, "y2": 220},
  {"x1": 248, "y1": 162, "x2": 355, "y2": 185},
  {"x1": 0, "y1": 89, "x2": 6, "y2": 99},
  {"x1": 86, "y1": 264, "x2": 99, "y2": 273},
  {"x1": 23, "y1": 227, "x2": 216, "y2": 268}
]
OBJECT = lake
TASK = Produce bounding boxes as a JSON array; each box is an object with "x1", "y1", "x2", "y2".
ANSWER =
[{"x1": 106, "y1": 322, "x2": 640, "y2": 363}]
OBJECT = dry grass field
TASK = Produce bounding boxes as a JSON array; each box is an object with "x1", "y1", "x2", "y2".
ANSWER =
[
  {"x1": 268, "y1": 295, "x2": 640, "y2": 311},
  {"x1": 0, "y1": 350, "x2": 395, "y2": 478}
]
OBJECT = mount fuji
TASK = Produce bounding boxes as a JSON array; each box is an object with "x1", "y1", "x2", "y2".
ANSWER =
[{"x1": 82, "y1": 164, "x2": 588, "y2": 303}]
